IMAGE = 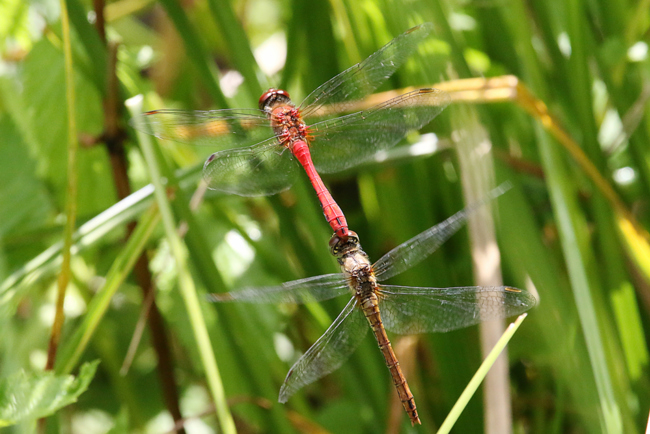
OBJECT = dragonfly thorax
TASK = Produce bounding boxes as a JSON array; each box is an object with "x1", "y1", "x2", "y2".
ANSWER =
[
  {"x1": 338, "y1": 251, "x2": 372, "y2": 273},
  {"x1": 348, "y1": 264, "x2": 378, "y2": 298},
  {"x1": 268, "y1": 107, "x2": 309, "y2": 147}
]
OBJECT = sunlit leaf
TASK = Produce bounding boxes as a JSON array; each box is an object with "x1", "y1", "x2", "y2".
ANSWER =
[{"x1": 0, "y1": 361, "x2": 99, "y2": 427}]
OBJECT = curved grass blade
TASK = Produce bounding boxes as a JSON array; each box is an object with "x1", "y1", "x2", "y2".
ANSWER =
[
  {"x1": 128, "y1": 95, "x2": 236, "y2": 434},
  {"x1": 437, "y1": 314, "x2": 528, "y2": 434}
]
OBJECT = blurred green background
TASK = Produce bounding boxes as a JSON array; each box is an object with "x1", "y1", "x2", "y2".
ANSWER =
[{"x1": 1, "y1": 0, "x2": 649, "y2": 432}]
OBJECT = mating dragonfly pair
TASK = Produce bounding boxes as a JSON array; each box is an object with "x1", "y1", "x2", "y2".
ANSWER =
[{"x1": 134, "y1": 23, "x2": 536, "y2": 426}]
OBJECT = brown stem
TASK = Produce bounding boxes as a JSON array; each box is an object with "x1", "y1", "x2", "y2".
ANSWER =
[{"x1": 92, "y1": 0, "x2": 106, "y2": 44}]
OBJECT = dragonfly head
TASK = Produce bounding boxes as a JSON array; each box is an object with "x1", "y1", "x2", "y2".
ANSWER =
[
  {"x1": 259, "y1": 89, "x2": 292, "y2": 113},
  {"x1": 329, "y1": 231, "x2": 361, "y2": 258}
]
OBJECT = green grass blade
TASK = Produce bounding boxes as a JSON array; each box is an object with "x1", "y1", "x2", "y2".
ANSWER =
[
  {"x1": 437, "y1": 314, "x2": 528, "y2": 434},
  {"x1": 46, "y1": 0, "x2": 80, "y2": 372},
  {"x1": 537, "y1": 128, "x2": 622, "y2": 432},
  {"x1": 64, "y1": 0, "x2": 106, "y2": 93},
  {"x1": 127, "y1": 95, "x2": 236, "y2": 434},
  {"x1": 55, "y1": 204, "x2": 160, "y2": 374},
  {"x1": 204, "y1": 0, "x2": 265, "y2": 102},
  {"x1": 157, "y1": 0, "x2": 228, "y2": 108},
  {"x1": 0, "y1": 186, "x2": 154, "y2": 314}
]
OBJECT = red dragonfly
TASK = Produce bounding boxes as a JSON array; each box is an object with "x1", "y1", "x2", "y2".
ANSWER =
[
  {"x1": 133, "y1": 23, "x2": 449, "y2": 239},
  {"x1": 208, "y1": 187, "x2": 536, "y2": 425}
]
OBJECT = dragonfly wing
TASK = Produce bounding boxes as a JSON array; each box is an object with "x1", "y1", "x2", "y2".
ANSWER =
[
  {"x1": 203, "y1": 139, "x2": 298, "y2": 196},
  {"x1": 299, "y1": 23, "x2": 434, "y2": 117},
  {"x1": 373, "y1": 184, "x2": 510, "y2": 281},
  {"x1": 308, "y1": 89, "x2": 449, "y2": 173},
  {"x1": 379, "y1": 285, "x2": 537, "y2": 334},
  {"x1": 207, "y1": 274, "x2": 349, "y2": 304},
  {"x1": 131, "y1": 108, "x2": 271, "y2": 150},
  {"x1": 279, "y1": 297, "x2": 367, "y2": 403}
]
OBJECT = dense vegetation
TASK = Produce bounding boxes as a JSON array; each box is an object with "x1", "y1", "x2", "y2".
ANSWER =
[{"x1": 1, "y1": 0, "x2": 649, "y2": 432}]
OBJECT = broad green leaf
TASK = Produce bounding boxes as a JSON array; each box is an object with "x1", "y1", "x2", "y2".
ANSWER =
[
  {"x1": 0, "y1": 115, "x2": 52, "y2": 237},
  {"x1": 21, "y1": 38, "x2": 114, "y2": 217},
  {"x1": 0, "y1": 360, "x2": 99, "y2": 427}
]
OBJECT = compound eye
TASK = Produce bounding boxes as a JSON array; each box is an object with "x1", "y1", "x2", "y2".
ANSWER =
[
  {"x1": 347, "y1": 231, "x2": 360, "y2": 244},
  {"x1": 258, "y1": 89, "x2": 291, "y2": 111},
  {"x1": 329, "y1": 234, "x2": 341, "y2": 253},
  {"x1": 258, "y1": 89, "x2": 276, "y2": 110}
]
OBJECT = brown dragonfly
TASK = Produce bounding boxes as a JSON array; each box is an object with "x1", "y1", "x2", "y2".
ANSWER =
[{"x1": 208, "y1": 188, "x2": 536, "y2": 425}]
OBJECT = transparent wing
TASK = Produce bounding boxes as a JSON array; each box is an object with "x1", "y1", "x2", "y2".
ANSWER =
[
  {"x1": 308, "y1": 88, "x2": 449, "y2": 173},
  {"x1": 206, "y1": 274, "x2": 349, "y2": 304},
  {"x1": 278, "y1": 297, "x2": 367, "y2": 403},
  {"x1": 379, "y1": 285, "x2": 537, "y2": 334},
  {"x1": 131, "y1": 108, "x2": 271, "y2": 150},
  {"x1": 373, "y1": 184, "x2": 511, "y2": 281},
  {"x1": 299, "y1": 23, "x2": 433, "y2": 117},
  {"x1": 202, "y1": 140, "x2": 298, "y2": 196}
]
